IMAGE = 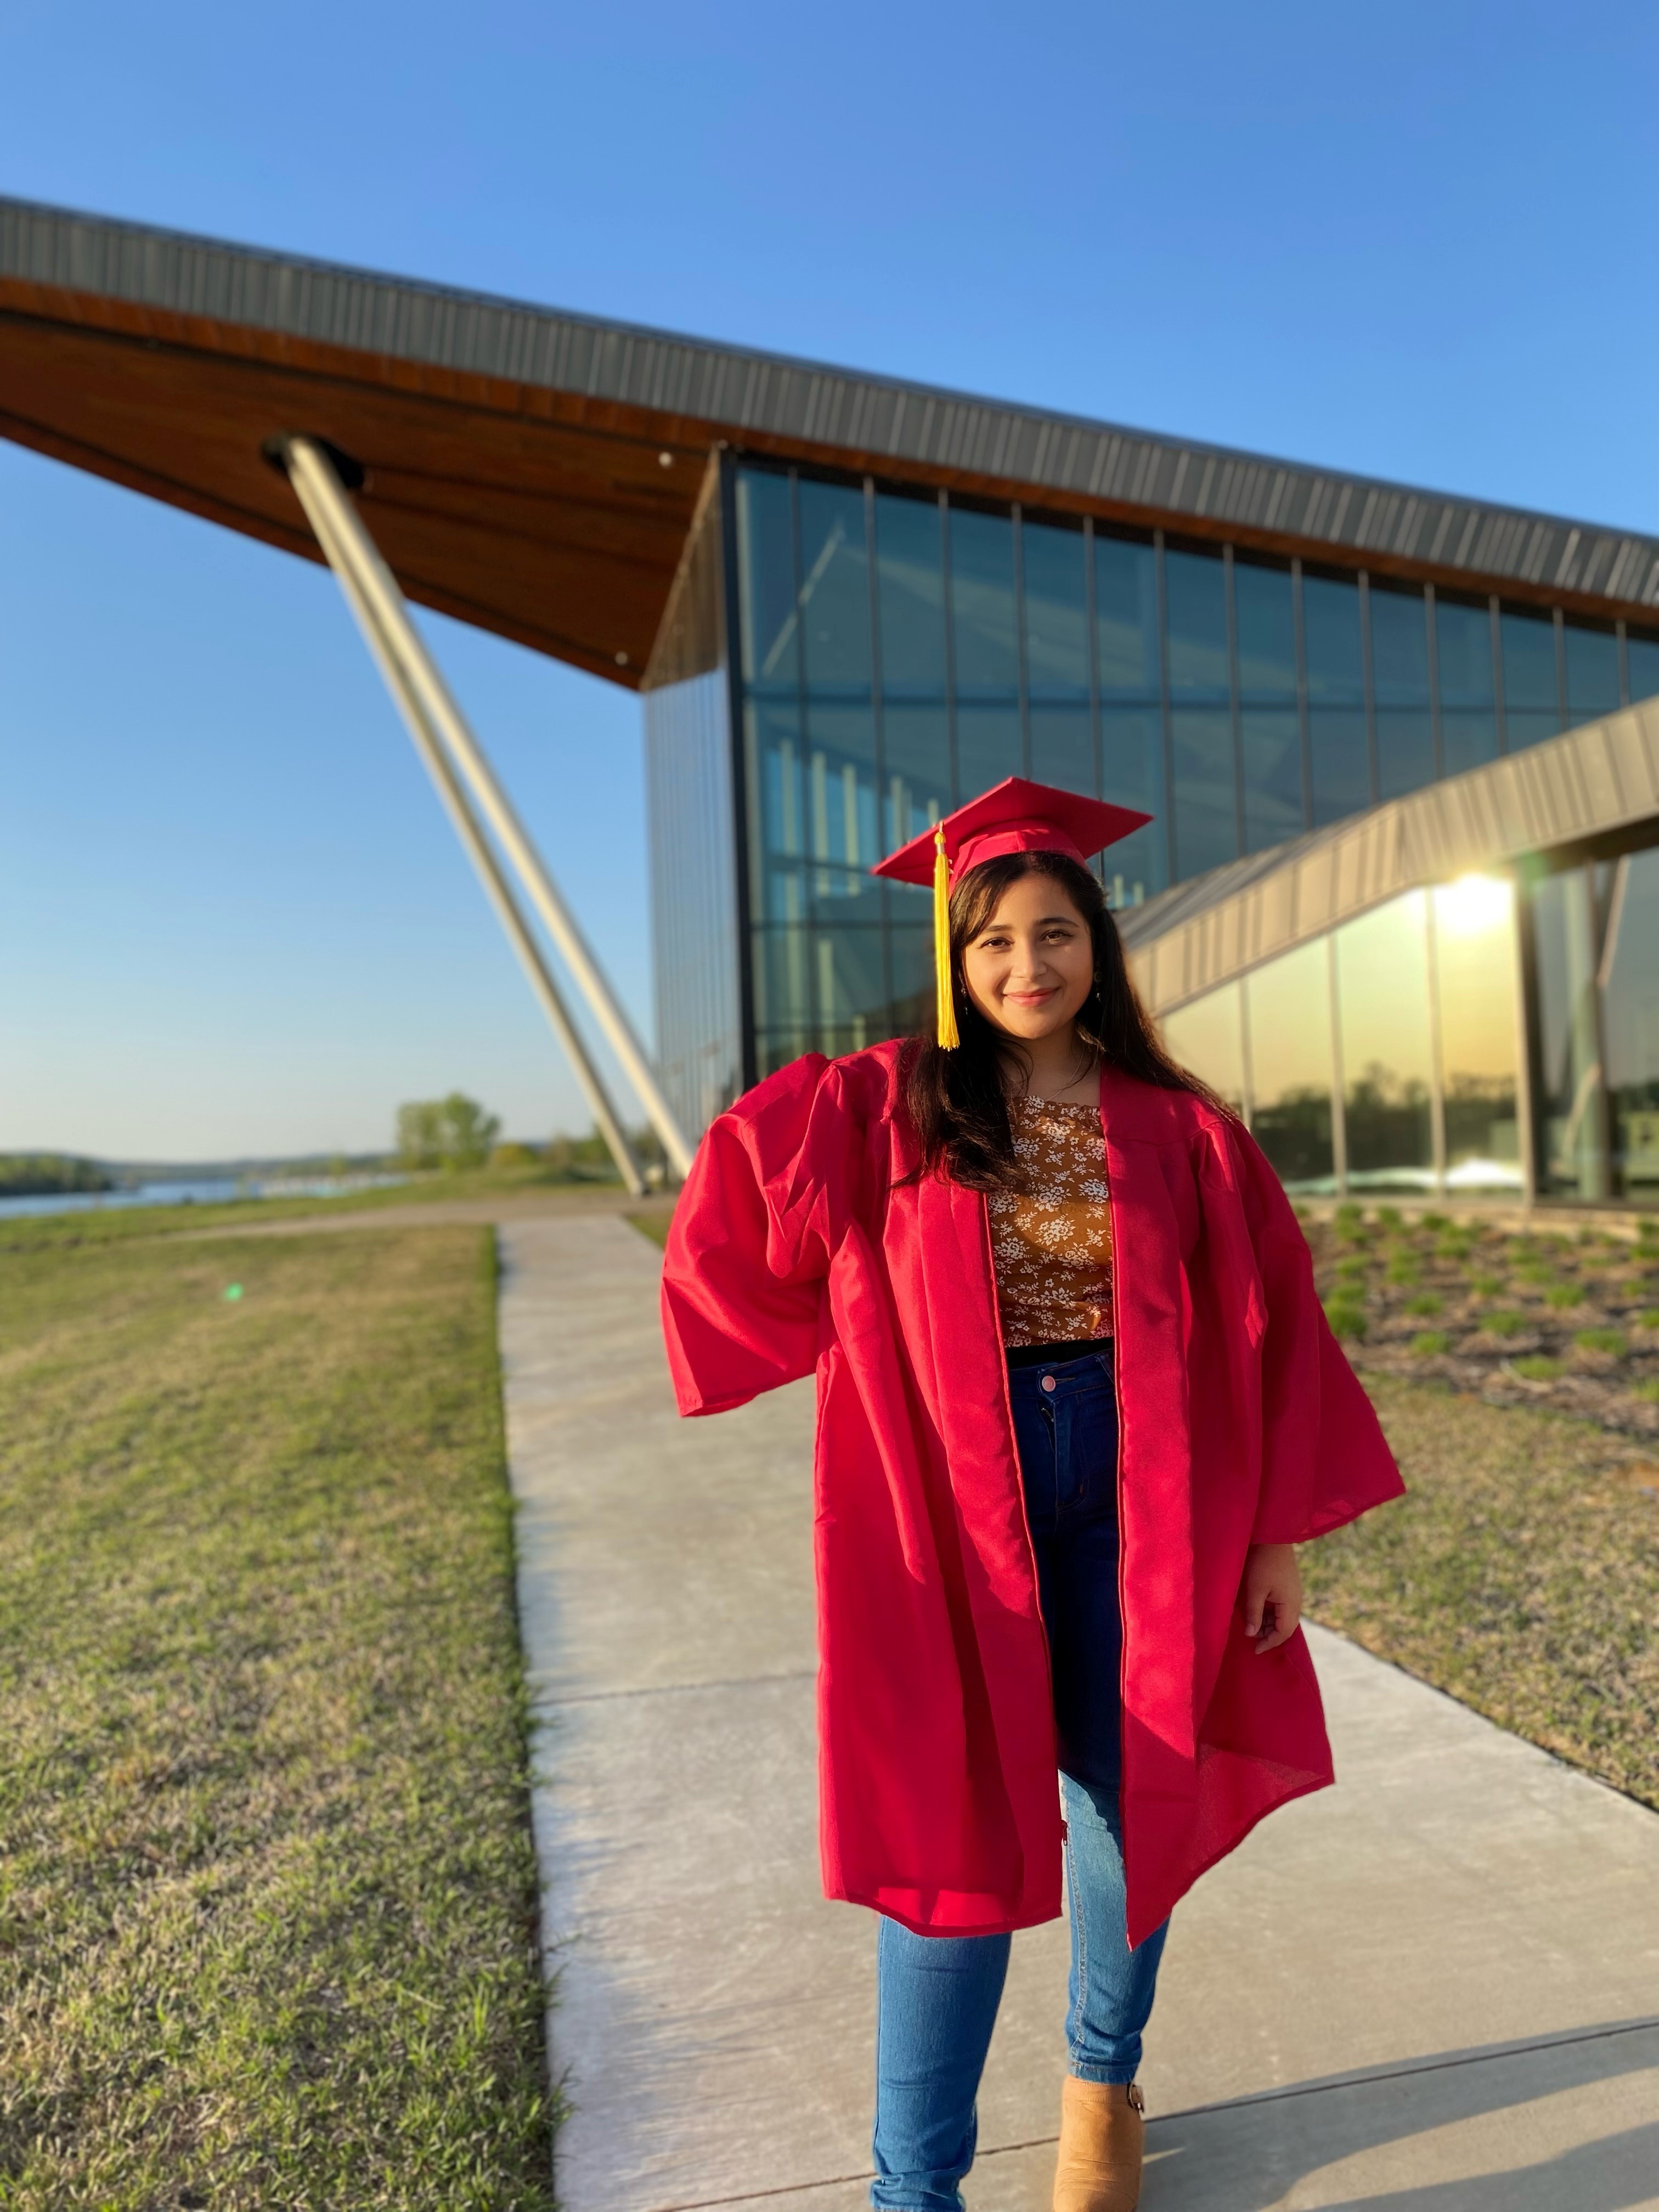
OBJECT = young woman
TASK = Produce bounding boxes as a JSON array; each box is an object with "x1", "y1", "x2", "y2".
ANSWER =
[{"x1": 661, "y1": 778, "x2": 1402, "y2": 2212}]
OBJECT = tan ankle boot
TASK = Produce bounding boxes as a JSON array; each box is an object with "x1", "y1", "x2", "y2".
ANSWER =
[{"x1": 1052, "y1": 2076, "x2": 1145, "y2": 2212}]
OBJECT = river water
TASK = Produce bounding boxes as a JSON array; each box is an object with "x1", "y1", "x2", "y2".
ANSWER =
[{"x1": 0, "y1": 1174, "x2": 407, "y2": 1221}]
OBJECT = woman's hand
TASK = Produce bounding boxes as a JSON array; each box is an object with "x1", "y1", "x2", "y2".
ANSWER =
[{"x1": 1242, "y1": 1542, "x2": 1302, "y2": 1654}]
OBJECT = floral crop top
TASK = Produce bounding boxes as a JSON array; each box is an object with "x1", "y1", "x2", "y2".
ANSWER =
[{"x1": 985, "y1": 1095, "x2": 1114, "y2": 1347}]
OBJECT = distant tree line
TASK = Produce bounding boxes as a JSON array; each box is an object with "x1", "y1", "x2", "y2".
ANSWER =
[
  {"x1": 0, "y1": 1154, "x2": 115, "y2": 1198},
  {"x1": 396, "y1": 1095, "x2": 503, "y2": 1172},
  {"x1": 393, "y1": 1094, "x2": 667, "y2": 1185}
]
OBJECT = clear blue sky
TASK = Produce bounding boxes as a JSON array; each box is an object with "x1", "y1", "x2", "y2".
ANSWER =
[{"x1": 3, "y1": 0, "x2": 1655, "y2": 1160}]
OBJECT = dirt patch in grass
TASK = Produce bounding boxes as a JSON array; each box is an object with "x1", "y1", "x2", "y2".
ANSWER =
[
  {"x1": 0, "y1": 1227, "x2": 554, "y2": 2210},
  {"x1": 1304, "y1": 1374, "x2": 1659, "y2": 1810}
]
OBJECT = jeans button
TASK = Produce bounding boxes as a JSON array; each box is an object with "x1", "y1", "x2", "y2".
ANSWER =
[{"x1": 1041, "y1": 1373, "x2": 1057, "y2": 1393}]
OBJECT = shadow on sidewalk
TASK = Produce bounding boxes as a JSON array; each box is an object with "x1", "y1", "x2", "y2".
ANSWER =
[{"x1": 1129, "y1": 2016, "x2": 1659, "y2": 2211}]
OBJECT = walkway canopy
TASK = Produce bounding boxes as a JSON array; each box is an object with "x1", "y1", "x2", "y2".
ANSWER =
[{"x1": 3, "y1": 195, "x2": 1657, "y2": 698}]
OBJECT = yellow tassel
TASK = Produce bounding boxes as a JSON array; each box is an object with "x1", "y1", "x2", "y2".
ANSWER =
[{"x1": 933, "y1": 825, "x2": 960, "y2": 1049}]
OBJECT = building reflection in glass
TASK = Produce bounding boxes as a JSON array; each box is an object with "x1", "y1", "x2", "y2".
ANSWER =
[
  {"x1": 1244, "y1": 943, "x2": 1336, "y2": 1189},
  {"x1": 1432, "y1": 876, "x2": 1521, "y2": 1189},
  {"x1": 1603, "y1": 849, "x2": 1659, "y2": 1195},
  {"x1": 1160, "y1": 984, "x2": 1245, "y2": 1116},
  {"x1": 1334, "y1": 893, "x2": 1435, "y2": 1189},
  {"x1": 1147, "y1": 871, "x2": 1530, "y2": 1200},
  {"x1": 1532, "y1": 864, "x2": 1611, "y2": 1200},
  {"x1": 1535, "y1": 849, "x2": 1659, "y2": 1200}
]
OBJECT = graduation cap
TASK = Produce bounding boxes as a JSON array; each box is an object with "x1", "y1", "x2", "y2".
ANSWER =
[{"x1": 871, "y1": 777, "x2": 1153, "y2": 1049}]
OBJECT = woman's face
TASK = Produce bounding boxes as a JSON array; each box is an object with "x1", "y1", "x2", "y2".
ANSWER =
[{"x1": 960, "y1": 873, "x2": 1095, "y2": 1043}]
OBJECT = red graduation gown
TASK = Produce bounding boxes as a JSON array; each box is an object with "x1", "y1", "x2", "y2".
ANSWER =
[{"x1": 659, "y1": 1039, "x2": 1403, "y2": 1946}]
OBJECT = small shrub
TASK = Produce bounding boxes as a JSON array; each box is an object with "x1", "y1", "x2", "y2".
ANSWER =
[
  {"x1": 1485, "y1": 1311, "x2": 1528, "y2": 1338},
  {"x1": 1631, "y1": 1379, "x2": 1659, "y2": 1404},
  {"x1": 1436, "y1": 1235, "x2": 1475, "y2": 1261},
  {"x1": 1574, "y1": 1328, "x2": 1627, "y2": 1356},
  {"x1": 488, "y1": 1141, "x2": 543, "y2": 1170},
  {"x1": 1386, "y1": 1254, "x2": 1422, "y2": 1286},
  {"x1": 1470, "y1": 1273, "x2": 1504, "y2": 1297},
  {"x1": 1404, "y1": 1292, "x2": 1443, "y2": 1317},
  {"x1": 1638, "y1": 1309, "x2": 1659, "y2": 1330},
  {"x1": 1410, "y1": 1330, "x2": 1451, "y2": 1356},
  {"x1": 1515, "y1": 1262, "x2": 1554, "y2": 1285},
  {"x1": 1376, "y1": 1206, "x2": 1403, "y2": 1231},
  {"x1": 1511, "y1": 1356, "x2": 1564, "y2": 1381},
  {"x1": 1335, "y1": 1256, "x2": 1368, "y2": 1281},
  {"x1": 1420, "y1": 1212, "x2": 1451, "y2": 1232},
  {"x1": 1545, "y1": 1283, "x2": 1587, "y2": 1309},
  {"x1": 1324, "y1": 1299, "x2": 1367, "y2": 1341},
  {"x1": 1334, "y1": 1202, "x2": 1363, "y2": 1231}
]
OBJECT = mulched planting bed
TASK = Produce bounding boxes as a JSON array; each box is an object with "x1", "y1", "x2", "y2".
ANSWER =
[{"x1": 1306, "y1": 1206, "x2": 1659, "y2": 1436}]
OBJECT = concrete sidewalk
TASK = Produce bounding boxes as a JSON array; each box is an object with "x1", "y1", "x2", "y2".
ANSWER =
[{"x1": 499, "y1": 1214, "x2": 1659, "y2": 2211}]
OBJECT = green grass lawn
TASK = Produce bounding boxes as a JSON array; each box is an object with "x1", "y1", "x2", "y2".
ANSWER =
[
  {"x1": 1304, "y1": 1376, "x2": 1659, "y2": 1810},
  {"x1": 0, "y1": 1226, "x2": 555, "y2": 2209}
]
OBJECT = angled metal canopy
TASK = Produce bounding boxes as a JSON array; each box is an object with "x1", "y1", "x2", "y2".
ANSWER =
[
  {"x1": 1119, "y1": 695, "x2": 1659, "y2": 1018},
  {"x1": 3, "y1": 190, "x2": 1658, "y2": 687}
]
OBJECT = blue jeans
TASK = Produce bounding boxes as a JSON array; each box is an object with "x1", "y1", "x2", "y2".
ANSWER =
[{"x1": 871, "y1": 1347, "x2": 1169, "y2": 2212}]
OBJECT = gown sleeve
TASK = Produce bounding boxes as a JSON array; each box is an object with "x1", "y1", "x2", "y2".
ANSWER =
[
  {"x1": 1233, "y1": 1124, "x2": 1406, "y2": 1545},
  {"x1": 660, "y1": 1053, "x2": 834, "y2": 1417}
]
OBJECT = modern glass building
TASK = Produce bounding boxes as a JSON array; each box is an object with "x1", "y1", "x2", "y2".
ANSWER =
[
  {"x1": 7, "y1": 195, "x2": 1656, "y2": 1205},
  {"x1": 644, "y1": 452, "x2": 1659, "y2": 1201}
]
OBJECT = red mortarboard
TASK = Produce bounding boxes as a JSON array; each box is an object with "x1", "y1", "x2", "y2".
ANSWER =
[
  {"x1": 870, "y1": 777, "x2": 1153, "y2": 1047},
  {"x1": 871, "y1": 776, "x2": 1152, "y2": 890}
]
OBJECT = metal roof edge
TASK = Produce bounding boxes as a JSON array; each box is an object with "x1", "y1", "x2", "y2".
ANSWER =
[{"x1": 4, "y1": 191, "x2": 1657, "y2": 590}]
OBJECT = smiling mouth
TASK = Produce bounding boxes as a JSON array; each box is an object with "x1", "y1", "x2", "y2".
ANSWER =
[{"x1": 1004, "y1": 987, "x2": 1057, "y2": 1005}]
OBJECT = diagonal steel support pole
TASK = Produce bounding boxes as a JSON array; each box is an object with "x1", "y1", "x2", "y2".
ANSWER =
[
  {"x1": 296, "y1": 484, "x2": 648, "y2": 1197},
  {"x1": 276, "y1": 433, "x2": 694, "y2": 1183}
]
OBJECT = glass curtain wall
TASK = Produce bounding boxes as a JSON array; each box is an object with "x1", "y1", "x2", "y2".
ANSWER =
[
  {"x1": 1154, "y1": 877, "x2": 1525, "y2": 1197},
  {"x1": 1164, "y1": 543, "x2": 1236, "y2": 878},
  {"x1": 1433, "y1": 876, "x2": 1520, "y2": 1184},
  {"x1": 1628, "y1": 632, "x2": 1659, "y2": 706},
  {"x1": 1302, "y1": 570, "x2": 1369, "y2": 826},
  {"x1": 729, "y1": 455, "x2": 1659, "y2": 1082},
  {"x1": 1531, "y1": 845, "x2": 1659, "y2": 1200},
  {"x1": 1335, "y1": 893, "x2": 1436, "y2": 1186},
  {"x1": 1096, "y1": 531, "x2": 1166, "y2": 907},
  {"x1": 643, "y1": 479, "x2": 744, "y2": 1136},
  {"x1": 1368, "y1": 585, "x2": 1436, "y2": 802},
  {"x1": 1436, "y1": 596, "x2": 1499, "y2": 776},
  {"x1": 1235, "y1": 557, "x2": 1302, "y2": 854},
  {"x1": 1244, "y1": 943, "x2": 1337, "y2": 1189},
  {"x1": 1160, "y1": 985, "x2": 1245, "y2": 1115}
]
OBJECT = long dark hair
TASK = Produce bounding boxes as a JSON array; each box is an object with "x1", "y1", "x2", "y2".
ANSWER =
[{"x1": 899, "y1": 850, "x2": 1222, "y2": 1190}]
